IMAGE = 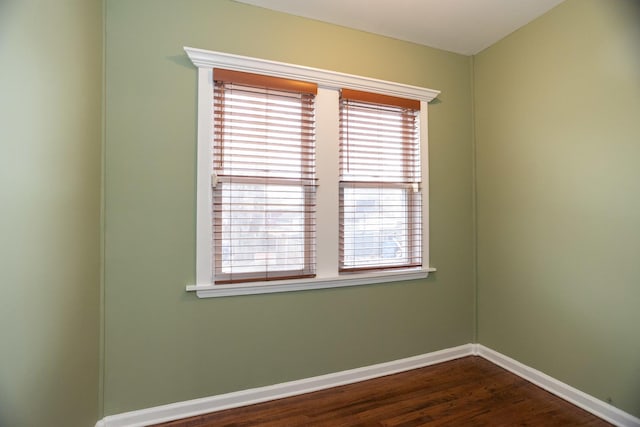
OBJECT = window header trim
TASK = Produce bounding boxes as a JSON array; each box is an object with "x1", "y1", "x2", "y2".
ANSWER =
[{"x1": 185, "y1": 47, "x2": 440, "y2": 103}]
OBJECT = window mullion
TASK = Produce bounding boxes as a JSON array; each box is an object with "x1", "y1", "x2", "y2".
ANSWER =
[{"x1": 314, "y1": 88, "x2": 340, "y2": 278}]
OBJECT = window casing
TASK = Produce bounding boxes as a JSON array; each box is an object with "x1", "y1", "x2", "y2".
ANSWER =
[{"x1": 184, "y1": 47, "x2": 439, "y2": 298}]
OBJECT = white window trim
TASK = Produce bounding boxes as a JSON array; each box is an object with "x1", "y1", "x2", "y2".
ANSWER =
[{"x1": 184, "y1": 46, "x2": 439, "y2": 298}]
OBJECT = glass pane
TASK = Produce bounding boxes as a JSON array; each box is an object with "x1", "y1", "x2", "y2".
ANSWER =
[
  {"x1": 342, "y1": 187, "x2": 409, "y2": 268},
  {"x1": 217, "y1": 183, "x2": 309, "y2": 275}
]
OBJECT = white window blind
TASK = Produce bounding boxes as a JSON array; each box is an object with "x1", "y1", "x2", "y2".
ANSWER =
[
  {"x1": 339, "y1": 89, "x2": 422, "y2": 272},
  {"x1": 212, "y1": 69, "x2": 317, "y2": 284}
]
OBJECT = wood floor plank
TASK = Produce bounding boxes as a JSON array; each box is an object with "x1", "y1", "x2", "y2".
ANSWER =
[{"x1": 153, "y1": 356, "x2": 611, "y2": 426}]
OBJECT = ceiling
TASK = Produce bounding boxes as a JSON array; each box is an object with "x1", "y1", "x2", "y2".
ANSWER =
[{"x1": 235, "y1": 0, "x2": 565, "y2": 55}]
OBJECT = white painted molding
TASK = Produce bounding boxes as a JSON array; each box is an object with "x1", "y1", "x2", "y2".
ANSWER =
[
  {"x1": 186, "y1": 267, "x2": 436, "y2": 298},
  {"x1": 475, "y1": 345, "x2": 640, "y2": 427},
  {"x1": 95, "y1": 344, "x2": 472, "y2": 427},
  {"x1": 184, "y1": 47, "x2": 440, "y2": 102},
  {"x1": 194, "y1": 67, "x2": 214, "y2": 287}
]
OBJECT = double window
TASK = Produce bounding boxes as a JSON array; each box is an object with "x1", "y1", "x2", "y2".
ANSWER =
[{"x1": 185, "y1": 47, "x2": 438, "y2": 297}]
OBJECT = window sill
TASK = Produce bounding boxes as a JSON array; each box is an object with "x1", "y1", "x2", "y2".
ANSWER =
[{"x1": 186, "y1": 267, "x2": 436, "y2": 298}]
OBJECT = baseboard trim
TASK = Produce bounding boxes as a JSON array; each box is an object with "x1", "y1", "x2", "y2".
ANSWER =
[
  {"x1": 97, "y1": 344, "x2": 474, "y2": 427},
  {"x1": 474, "y1": 344, "x2": 640, "y2": 427},
  {"x1": 96, "y1": 344, "x2": 640, "y2": 427}
]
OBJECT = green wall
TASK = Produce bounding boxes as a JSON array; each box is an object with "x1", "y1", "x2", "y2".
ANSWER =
[
  {"x1": 0, "y1": 1, "x2": 103, "y2": 426},
  {"x1": 474, "y1": 0, "x2": 640, "y2": 417},
  {"x1": 7, "y1": 0, "x2": 636, "y2": 423},
  {"x1": 103, "y1": 0, "x2": 474, "y2": 415}
]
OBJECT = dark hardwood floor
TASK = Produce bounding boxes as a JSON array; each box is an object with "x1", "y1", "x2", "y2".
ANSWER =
[{"x1": 153, "y1": 356, "x2": 610, "y2": 426}]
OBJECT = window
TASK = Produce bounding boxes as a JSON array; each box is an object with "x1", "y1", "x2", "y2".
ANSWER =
[
  {"x1": 339, "y1": 90, "x2": 422, "y2": 273},
  {"x1": 212, "y1": 69, "x2": 317, "y2": 284},
  {"x1": 184, "y1": 47, "x2": 439, "y2": 297}
]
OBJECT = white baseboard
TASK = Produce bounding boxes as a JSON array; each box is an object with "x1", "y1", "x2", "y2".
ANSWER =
[
  {"x1": 97, "y1": 344, "x2": 474, "y2": 427},
  {"x1": 96, "y1": 344, "x2": 640, "y2": 427},
  {"x1": 474, "y1": 344, "x2": 640, "y2": 427}
]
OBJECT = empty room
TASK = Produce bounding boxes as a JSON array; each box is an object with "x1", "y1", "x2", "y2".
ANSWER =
[{"x1": 1, "y1": 0, "x2": 638, "y2": 426}]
